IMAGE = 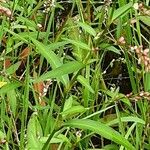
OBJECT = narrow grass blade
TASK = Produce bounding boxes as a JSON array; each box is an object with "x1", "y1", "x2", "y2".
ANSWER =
[
  {"x1": 107, "y1": 116, "x2": 145, "y2": 126},
  {"x1": 77, "y1": 75, "x2": 94, "y2": 93},
  {"x1": 77, "y1": 22, "x2": 96, "y2": 37},
  {"x1": 45, "y1": 41, "x2": 70, "y2": 51},
  {"x1": 4, "y1": 28, "x2": 28, "y2": 43},
  {"x1": 120, "y1": 122, "x2": 137, "y2": 150},
  {"x1": 139, "y1": 16, "x2": 150, "y2": 26},
  {"x1": 64, "y1": 119, "x2": 136, "y2": 150},
  {"x1": 63, "y1": 38, "x2": 91, "y2": 50},
  {"x1": 6, "y1": 61, "x2": 21, "y2": 75},
  {"x1": 112, "y1": 2, "x2": 133, "y2": 22}
]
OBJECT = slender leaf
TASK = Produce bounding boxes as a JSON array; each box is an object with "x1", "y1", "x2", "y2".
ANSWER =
[
  {"x1": 112, "y1": 2, "x2": 133, "y2": 21},
  {"x1": 64, "y1": 119, "x2": 135, "y2": 150},
  {"x1": 107, "y1": 116, "x2": 145, "y2": 126},
  {"x1": 61, "y1": 105, "x2": 87, "y2": 119},
  {"x1": 77, "y1": 75, "x2": 95, "y2": 93},
  {"x1": 0, "y1": 82, "x2": 21, "y2": 94},
  {"x1": 35, "y1": 61, "x2": 85, "y2": 82},
  {"x1": 139, "y1": 16, "x2": 150, "y2": 26},
  {"x1": 63, "y1": 38, "x2": 91, "y2": 50},
  {"x1": 31, "y1": 38, "x2": 69, "y2": 85},
  {"x1": 77, "y1": 22, "x2": 97, "y2": 37}
]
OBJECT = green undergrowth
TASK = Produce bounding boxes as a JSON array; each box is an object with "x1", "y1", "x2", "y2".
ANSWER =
[{"x1": 0, "y1": 0, "x2": 150, "y2": 150}]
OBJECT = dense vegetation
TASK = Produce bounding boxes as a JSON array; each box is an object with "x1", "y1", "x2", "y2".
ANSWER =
[{"x1": 0, "y1": 0, "x2": 150, "y2": 149}]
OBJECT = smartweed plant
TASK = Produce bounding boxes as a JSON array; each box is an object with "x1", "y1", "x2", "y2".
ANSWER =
[{"x1": 0, "y1": 0, "x2": 150, "y2": 150}]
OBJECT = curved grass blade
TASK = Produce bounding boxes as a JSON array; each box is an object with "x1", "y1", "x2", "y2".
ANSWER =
[
  {"x1": 112, "y1": 2, "x2": 133, "y2": 22},
  {"x1": 62, "y1": 38, "x2": 91, "y2": 50},
  {"x1": 77, "y1": 75, "x2": 94, "y2": 94},
  {"x1": 64, "y1": 119, "x2": 136, "y2": 150},
  {"x1": 107, "y1": 116, "x2": 145, "y2": 126},
  {"x1": 77, "y1": 22, "x2": 96, "y2": 37}
]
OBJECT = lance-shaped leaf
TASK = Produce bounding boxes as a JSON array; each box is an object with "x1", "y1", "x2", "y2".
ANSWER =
[
  {"x1": 31, "y1": 38, "x2": 69, "y2": 85},
  {"x1": 35, "y1": 61, "x2": 85, "y2": 82},
  {"x1": 64, "y1": 119, "x2": 136, "y2": 150}
]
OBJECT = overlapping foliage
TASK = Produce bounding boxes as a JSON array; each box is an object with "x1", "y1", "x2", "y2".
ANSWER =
[{"x1": 0, "y1": 0, "x2": 150, "y2": 149}]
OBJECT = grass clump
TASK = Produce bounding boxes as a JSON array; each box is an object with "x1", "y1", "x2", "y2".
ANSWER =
[{"x1": 0, "y1": 0, "x2": 150, "y2": 150}]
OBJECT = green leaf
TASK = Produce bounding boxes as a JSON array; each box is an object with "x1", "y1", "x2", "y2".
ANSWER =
[
  {"x1": 64, "y1": 119, "x2": 135, "y2": 150},
  {"x1": 6, "y1": 61, "x2": 21, "y2": 75},
  {"x1": 7, "y1": 90, "x2": 17, "y2": 116},
  {"x1": 139, "y1": 16, "x2": 150, "y2": 26},
  {"x1": 27, "y1": 113, "x2": 43, "y2": 150},
  {"x1": 45, "y1": 41, "x2": 70, "y2": 51},
  {"x1": 40, "y1": 134, "x2": 71, "y2": 146},
  {"x1": 31, "y1": 38, "x2": 69, "y2": 85},
  {"x1": 77, "y1": 75, "x2": 94, "y2": 93},
  {"x1": 107, "y1": 116, "x2": 145, "y2": 126},
  {"x1": 17, "y1": 16, "x2": 37, "y2": 29},
  {"x1": 0, "y1": 130, "x2": 6, "y2": 140},
  {"x1": 0, "y1": 82, "x2": 21, "y2": 95},
  {"x1": 112, "y1": 2, "x2": 133, "y2": 22},
  {"x1": 4, "y1": 28, "x2": 28, "y2": 43},
  {"x1": 144, "y1": 72, "x2": 150, "y2": 91},
  {"x1": 99, "y1": 43, "x2": 121, "y2": 55},
  {"x1": 61, "y1": 106, "x2": 87, "y2": 119},
  {"x1": 102, "y1": 144, "x2": 119, "y2": 150},
  {"x1": 63, "y1": 38, "x2": 91, "y2": 50},
  {"x1": 105, "y1": 46, "x2": 121, "y2": 55},
  {"x1": 77, "y1": 22, "x2": 96, "y2": 37},
  {"x1": 63, "y1": 96, "x2": 73, "y2": 112},
  {"x1": 35, "y1": 61, "x2": 85, "y2": 82}
]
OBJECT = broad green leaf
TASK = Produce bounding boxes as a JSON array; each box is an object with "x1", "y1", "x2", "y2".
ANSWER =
[
  {"x1": 107, "y1": 116, "x2": 145, "y2": 126},
  {"x1": 112, "y1": 2, "x2": 133, "y2": 22},
  {"x1": 31, "y1": 38, "x2": 69, "y2": 85},
  {"x1": 61, "y1": 106, "x2": 87, "y2": 119},
  {"x1": 6, "y1": 61, "x2": 21, "y2": 75},
  {"x1": 139, "y1": 16, "x2": 150, "y2": 26},
  {"x1": 35, "y1": 61, "x2": 85, "y2": 82},
  {"x1": 64, "y1": 119, "x2": 135, "y2": 150},
  {"x1": 77, "y1": 75, "x2": 94, "y2": 93},
  {"x1": 0, "y1": 82, "x2": 21, "y2": 94},
  {"x1": 27, "y1": 113, "x2": 43, "y2": 150},
  {"x1": 63, "y1": 38, "x2": 91, "y2": 50},
  {"x1": 77, "y1": 22, "x2": 96, "y2": 37}
]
